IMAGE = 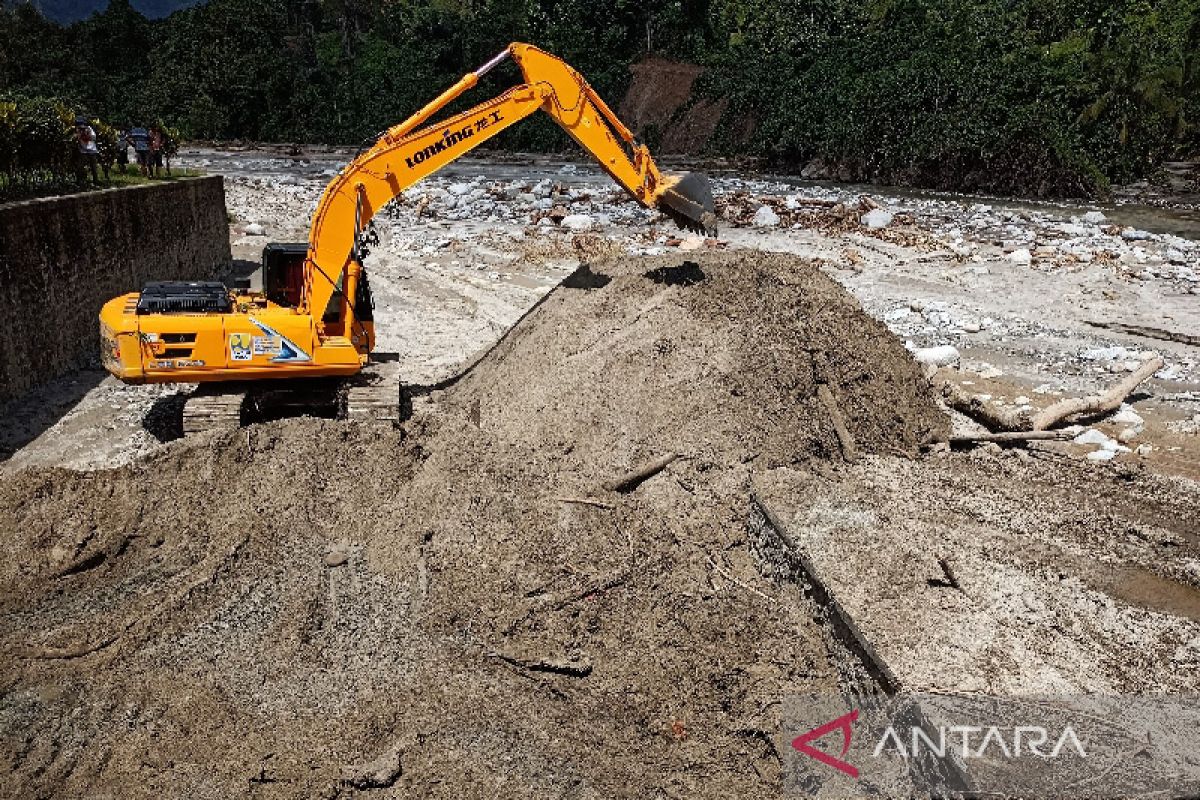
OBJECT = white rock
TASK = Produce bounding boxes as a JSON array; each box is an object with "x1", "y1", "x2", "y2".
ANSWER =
[
  {"x1": 1110, "y1": 405, "x2": 1144, "y2": 426},
  {"x1": 1118, "y1": 428, "x2": 1139, "y2": 443},
  {"x1": 960, "y1": 320, "x2": 982, "y2": 333},
  {"x1": 861, "y1": 209, "x2": 894, "y2": 229},
  {"x1": 752, "y1": 206, "x2": 781, "y2": 228},
  {"x1": 1176, "y1": 266, "x2": 1198, "y2": 282},
  {"x1": 1073, "y1": 429, "x2": 1112, "y2": 446},
  {"x1": 1009, "y1": 248, "x2": 1033, "y2": 265},
  {"x1": 884, "y1": 308, "x2": 911, "y2": 323},
  {"x1": 244, "y1": 223, "x2": 266, "y2": 236},
  {"x1": 561, "y1": 214, "x2": 595, "y2": 231},
  {"x1": 1165, "y1": 248, "x2": 1187, "y2": 264},
  {"x1": 1156, "y1": 364, "x2": 1183, "y2": 380},
  {"x1": 1136, "y1": 444, "x2": 1154, "y2": 456},
  {"x1": 1014, "y1": 395, "x2": 1031, "y2": 406},
  {"x1": 912, "y1": 345, "x2": 960, "y2": 367},
  {"x1": 1087, "y1": 449, "x2": 1117, "y2": 462},
  {"x1": 447, "y1": 182, "x2": 474, "y2": 196},
  {"x1": 1084, "y1": 346, "x2": 1128, "y2": 361},
  {"x1": 1121, "y1": 228, "x2": 1153, "y2": 241},
  {"x1": 1081, "y1": 210, "x2": 1107, "y2": 224}
]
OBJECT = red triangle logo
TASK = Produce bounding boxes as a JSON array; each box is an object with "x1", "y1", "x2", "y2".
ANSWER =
[{"x1": 791, "y1": 709, "x2": 859, "y2": 778}]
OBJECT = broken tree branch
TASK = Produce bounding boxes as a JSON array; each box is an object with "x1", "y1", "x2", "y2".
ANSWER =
[
  {"x1": 947, "y1": 430, "x2": 1074, "y2": 444},
  {"x1": 941, "y1": 381, "x2": 1032, "y2": 432},
  {"x1": 816, "y1": 383, "x2": 858, "y2": 462},
  {"x1": 1032, "y1": 356, "x2": 1163, "y2": 431},
  {"x1": 603, "y1": 453, "x2": 680, "y2": 493},
  {"x1": 489, "y1": 651, "x2": 593, "y2": 677},
  {"x1": 704, "y1": 554, "x2": 777, "y2": 604},
  {"x1": 554, "y1": 496, "x2": 615, "y2": 510}
]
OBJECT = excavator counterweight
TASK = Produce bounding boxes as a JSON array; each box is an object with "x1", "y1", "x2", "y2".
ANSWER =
[{"x1": 98, "y1": 43, "x2": 717, "y2": 432}]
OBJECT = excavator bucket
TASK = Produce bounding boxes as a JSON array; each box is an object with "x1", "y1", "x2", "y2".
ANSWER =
[{"x1": 657, "y1": 172, "x2": 718, "y2": 237}]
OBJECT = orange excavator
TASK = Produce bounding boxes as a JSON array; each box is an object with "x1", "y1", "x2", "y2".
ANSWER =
[{"x1": 98, "y1": 43, "x2": 716, "y2": 432}]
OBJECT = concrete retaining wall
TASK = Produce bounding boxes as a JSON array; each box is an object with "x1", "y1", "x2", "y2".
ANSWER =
[{"x1": 0, "y1": 176, "x2": 230, "y2": 402}]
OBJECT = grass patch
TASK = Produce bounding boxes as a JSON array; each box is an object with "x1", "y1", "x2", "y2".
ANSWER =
[{"x1": 0, "y1": 168, "x2": 204, "y2": 204}]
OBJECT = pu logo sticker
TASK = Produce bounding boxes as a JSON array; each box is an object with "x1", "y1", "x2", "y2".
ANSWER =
[
  {"x1": 229, "y1": 333, "x2": 252, "y2": 362},
  {"x1": 248, "y1": 319, "x2": 312, "y2": 363}
]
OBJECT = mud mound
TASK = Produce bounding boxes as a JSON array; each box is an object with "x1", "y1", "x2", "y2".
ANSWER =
[
  {"x1": 444, "y1": 251, "x2": 946, "y2": 469},
  {"x1": 0, "y1": 252, "x2": 945, "y2": 799}
]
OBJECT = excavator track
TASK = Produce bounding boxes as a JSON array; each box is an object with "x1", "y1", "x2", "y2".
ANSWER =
[
  {"x1": 177, "y1": 369, "x2": 402, "y2": 436},
  {"x1": 182, "y1": 386, "x2": 247, "y2": 435},
  {"x1": 342, "y1": 366, "x2": 402, "y2": 424}
]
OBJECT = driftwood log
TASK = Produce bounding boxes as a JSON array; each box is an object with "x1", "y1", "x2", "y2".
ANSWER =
[
  {"x1": 941, "y1": 382, "x2": 1032, "y2": 432},
  {"x1": 1030, "y1": 356, "x2": 1163, "y2": 430},
  {"x1": 942, "y1": 355, "x2": 1163, "y2": 436}
]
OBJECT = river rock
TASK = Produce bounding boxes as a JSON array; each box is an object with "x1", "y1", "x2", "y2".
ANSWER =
[
  {"x1": 1081, "y1": 211, "x2": 1107, "y2": 224},
  {"x1": 861, "y1": 208, "x2": 894, "y2": 229},
  {"x1": 1084, "y1": 346, "x2": 1128, "y2": 361},
  {"x1": 752, "y1": 206, "x2": 781, "y2": 227},
  {"x1": 1009, "y1": 248, "x2": 1032, "y2": 265},
  {"x1": 912, "y1": 345, "x2": 960, "y2": 367},
  {"x1": 244, "y1": 223, "x2": 266, "y2": 236},
  {"x1": 1074, "y1": 429, "x2": 1112, "y2": 447},
  {"x1": 561, "y1": 214, "x2": 595, "y2": 231},
  {"x1": 1110, "y1": 405, "x2": 1144, "y2": 426}
]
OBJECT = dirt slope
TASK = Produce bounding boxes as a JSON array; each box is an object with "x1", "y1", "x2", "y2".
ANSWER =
[{"x1": 0, "y1": 252, "x2": 943, "y2": 799}]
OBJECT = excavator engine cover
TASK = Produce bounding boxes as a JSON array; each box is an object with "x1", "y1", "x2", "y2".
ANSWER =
[{"x1": 136, "y1": 281, "x2": 232, "y2": 315}]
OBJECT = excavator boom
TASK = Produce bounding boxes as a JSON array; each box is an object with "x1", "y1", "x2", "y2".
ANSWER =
[{"x1": 305, "y1": 42, "x2": 716, "y2": 340}]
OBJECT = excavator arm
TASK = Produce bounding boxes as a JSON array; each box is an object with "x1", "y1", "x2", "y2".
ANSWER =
[{"x1": 304, "y1": 42, "x2": 716, "y2": 349}]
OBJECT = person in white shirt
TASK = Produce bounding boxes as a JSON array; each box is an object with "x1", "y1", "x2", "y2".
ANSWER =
[{"x1": 75, "y1": 115, "x2": 100, "y2": 185}]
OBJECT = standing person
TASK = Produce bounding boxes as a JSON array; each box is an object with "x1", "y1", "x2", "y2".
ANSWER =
[
  {"x1": 115, "y1": 125, "x2": 130, "y2": 174},
  {"x1": 75, "y1": 115, "x2": 100, "y2": 185},
  {"x1": 129, "y1": 124, "x2": 151, "y2": 176},
  {"x1": 149, "y1": 125, "x2": 164, "y2": 178}
]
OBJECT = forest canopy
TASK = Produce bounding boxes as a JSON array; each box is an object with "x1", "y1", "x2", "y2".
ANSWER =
[{"x1": 1, "y1": 0, "x2": 1198, "y2": 196}]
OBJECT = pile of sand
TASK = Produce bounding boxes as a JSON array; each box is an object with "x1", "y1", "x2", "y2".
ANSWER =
[{"x1": 0, "y1": 252, "x2": 945, "y2": 798}]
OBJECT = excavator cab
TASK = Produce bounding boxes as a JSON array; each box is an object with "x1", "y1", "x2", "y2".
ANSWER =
[{"x1": 262, "y1": 243, "x2": 307, "y2": 308}]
